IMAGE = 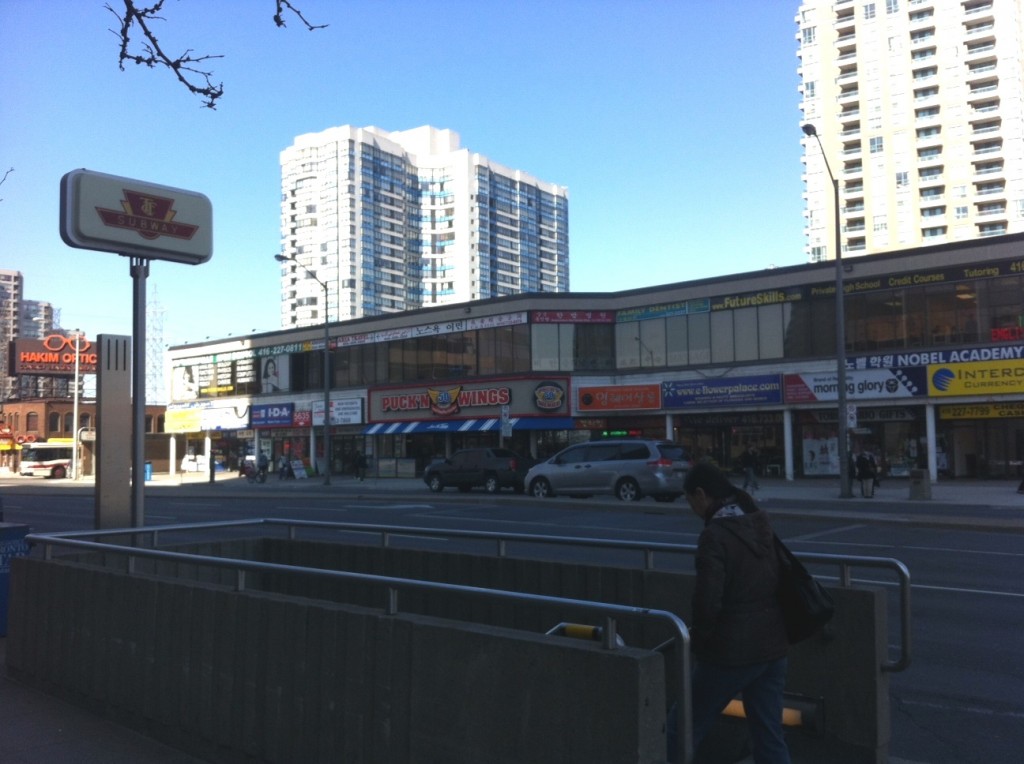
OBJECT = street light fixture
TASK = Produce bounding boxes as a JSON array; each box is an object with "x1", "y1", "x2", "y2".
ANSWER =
[
  {"x1": 275, "y1": 253, "x2": 332, "y2": 485},
  {"x1": 803, "y1": 123, "x2": 852, "y2": 498},
  {"x1": 71, "y1": 329, "x2": 84, "y2": 480}
]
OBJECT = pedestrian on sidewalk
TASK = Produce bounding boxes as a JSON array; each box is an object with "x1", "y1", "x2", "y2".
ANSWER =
[
  {"x1": 739, "y1": 444, "x2": 760, "y2": 493},
  {"x1": 856, "y1": 450, "x2": 876, "y2": 498},
  {"x1": 354, "y1": 450, "x2": 368, "y2": 482}
]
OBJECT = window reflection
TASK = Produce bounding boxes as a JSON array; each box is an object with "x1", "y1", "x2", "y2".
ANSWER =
[{"x1": 170, "y1": 268, "x2": 1023, "y2": 402}]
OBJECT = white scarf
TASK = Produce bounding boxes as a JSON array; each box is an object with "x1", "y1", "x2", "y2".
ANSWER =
[{"x1": 711, "y1": 502, "x2": 745, "y2": 520}]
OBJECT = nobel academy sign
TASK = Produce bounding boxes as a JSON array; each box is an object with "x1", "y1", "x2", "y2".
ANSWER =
[{"x1": 60, "y1": 169, "x2": 212, "y2": 264}]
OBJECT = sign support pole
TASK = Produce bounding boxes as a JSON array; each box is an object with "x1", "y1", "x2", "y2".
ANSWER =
[
  {"x1": 131, "y1": 256, "x2": 149, "y2": 527},
  {"x1": 59, "y1": 169, "x2": 213, "y2": 527}
]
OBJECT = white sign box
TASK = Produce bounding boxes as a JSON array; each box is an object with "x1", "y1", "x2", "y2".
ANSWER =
[{"x1": 60, "y1": 169, "x2": 213, "y2": 264}]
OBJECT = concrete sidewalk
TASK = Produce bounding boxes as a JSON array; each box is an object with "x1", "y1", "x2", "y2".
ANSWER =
[
  {"x1": 0, "y1": 637, "x2": 203, "y2": 764},
  {"x1": 2, "y1": 471, "x2": 1021, "y2": 763}
]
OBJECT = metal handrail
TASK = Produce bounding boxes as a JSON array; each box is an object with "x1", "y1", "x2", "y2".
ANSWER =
[
  {"x1": 31, "y1": 515, "x2": 911, "y2": 671},
  {"x1": 25, "y1": 530, "x2": 693, "y2": 763}
]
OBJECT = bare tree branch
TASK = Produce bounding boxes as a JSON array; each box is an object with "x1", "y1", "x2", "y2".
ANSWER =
[
  {"x1": 0, "y1": 167, "x2": 12, "y2": 202},
  {"x1": 273, "y1": 0, "x2": 328, "y2": 31},
  {"x1": 106, "y1": 1, "x2": 326, "y2": 109}
]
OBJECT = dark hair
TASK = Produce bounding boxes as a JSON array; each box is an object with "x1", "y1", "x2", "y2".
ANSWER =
[
  {"x1": 684, "y1": 462, "x2": 759, "y2": 516},
  {"x1": 683, "y1": 462, "x2": 736, "y2": 499}
]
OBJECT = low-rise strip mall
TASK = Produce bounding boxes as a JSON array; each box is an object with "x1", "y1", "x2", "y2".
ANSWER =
[{"x1": 166, "y1": 233, "x2": 1024, "y2": 483}]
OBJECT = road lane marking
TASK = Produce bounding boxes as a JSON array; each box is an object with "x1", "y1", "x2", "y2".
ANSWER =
[
  {"x1": 273, "y1": 503, "x2": 437, "y2": 511},
  {"x1": 797, "y1": 539, "x2": 1022, "y2": 558},
  {"x1": 898, "y1": 698, "x2": 1024, "y2": 720},
  {"x1": 836, "y1": 576, "x2": 1024, "y2": 599},
  {"x1": 789, "y1": 524, "x2": 864, "y2": 541}
]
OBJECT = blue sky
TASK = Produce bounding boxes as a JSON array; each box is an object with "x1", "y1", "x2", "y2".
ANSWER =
[{"x1": 1, "y1": 0, "x2": 805, "y2": 346}]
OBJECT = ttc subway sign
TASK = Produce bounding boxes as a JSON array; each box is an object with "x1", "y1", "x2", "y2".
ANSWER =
[{"x1": 60, "y1": 169, "x2": 212, "y2": 264}]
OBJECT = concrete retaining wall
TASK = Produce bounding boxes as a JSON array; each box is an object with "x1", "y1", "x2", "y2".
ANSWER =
[
  {"x1": 6, "y1": 555, "x2": 667, "y2": 764},
  {"x1": 252, "y1": 538, "x2": 890, "y2": 762},
  {"x1": 7, "y1": 537, "x2": 891, "y2": 762}
]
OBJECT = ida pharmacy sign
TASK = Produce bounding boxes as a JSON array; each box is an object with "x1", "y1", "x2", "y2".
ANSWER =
[{"x1": 60, "y1": 169, "x2": 212, "y2": 264}]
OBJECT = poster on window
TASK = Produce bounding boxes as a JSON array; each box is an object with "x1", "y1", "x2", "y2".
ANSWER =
[
  {"x1": 172, "y1": 364, "x2": 200, "y2": 401},
  {"x1": 802, "y1": 436, "x2": 838, "y2": 476},
  {"x1": 260, "y1": 355, "x2": 290, "y2": 393}
]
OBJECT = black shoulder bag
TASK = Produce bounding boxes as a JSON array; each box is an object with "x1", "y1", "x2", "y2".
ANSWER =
[{"x1": 774, "y1": 534, "x2": 835, "y2": 644}]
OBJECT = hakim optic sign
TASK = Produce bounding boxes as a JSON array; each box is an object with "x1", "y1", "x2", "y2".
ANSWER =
[
  {"x1": 60, "y1": 169, "x2": 212, "y2": 264},
  {"x1": 10, "y1": 334, "x2": 97, "y2": 376}
]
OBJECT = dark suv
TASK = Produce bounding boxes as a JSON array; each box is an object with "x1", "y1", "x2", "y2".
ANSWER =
[{"x1": 423, "y1": 448, "x2": 529, "y2": 493}]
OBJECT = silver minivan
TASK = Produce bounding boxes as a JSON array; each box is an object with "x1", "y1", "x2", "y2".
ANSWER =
[{"x1": 525, "y1": 439, "x2": 692, "y2": 502}]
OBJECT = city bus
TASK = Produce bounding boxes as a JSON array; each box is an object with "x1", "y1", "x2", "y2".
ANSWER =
[{"x1": 19, "y1": 440, "x2": 74, "y2": 478}]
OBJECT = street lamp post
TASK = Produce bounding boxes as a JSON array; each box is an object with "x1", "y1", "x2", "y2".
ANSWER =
[
  {"x1": 71, "y1": 329, "x2": 82, "y2": 480},
  {"x1": 803, "y1": 123, "x2": 852, "y2": 498},
  {"x1": 276, "y1": 254, "x2": 332, "y2": 485}
]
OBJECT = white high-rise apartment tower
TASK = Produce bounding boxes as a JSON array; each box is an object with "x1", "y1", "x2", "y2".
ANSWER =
[
  {"x1": 796, "y1": 0, "x2": 1024, "y2": 262},
  {"x1": 279, "y1": 125, "x2": 569, "y2": 327}
]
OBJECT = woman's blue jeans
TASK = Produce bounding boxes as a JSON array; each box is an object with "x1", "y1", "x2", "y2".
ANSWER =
[{"x1": 691, "y1": 656, "x2": 791, "y2": 764}]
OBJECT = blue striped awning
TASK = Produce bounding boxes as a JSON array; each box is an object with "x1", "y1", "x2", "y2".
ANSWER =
[
  {"x1": 362, "y1": 417, "x2": 575, "y2": 435},
  {"x1": 512, "y1": 417, "x2": 575, "y2": 430}
]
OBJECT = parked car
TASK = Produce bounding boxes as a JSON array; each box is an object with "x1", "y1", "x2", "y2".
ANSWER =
[
  {"x1": 525, "y1": 440, "x2": 692, "y2": 502},
  {"x1": 423, "y1": 448, "x2": 530, "y2": 493}
]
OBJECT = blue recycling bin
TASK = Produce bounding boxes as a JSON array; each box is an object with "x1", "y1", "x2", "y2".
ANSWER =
[
  {"x1": 0, "y1": 523, "x2": 31, "y2": 637},
  {"x1": 144, "y1": 461, "x2": 153, "y2": 481}
]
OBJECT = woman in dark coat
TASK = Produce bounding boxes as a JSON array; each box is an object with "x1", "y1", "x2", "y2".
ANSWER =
[{"x1": 684, "y1": 462, "x2": 791, "y2": 763}]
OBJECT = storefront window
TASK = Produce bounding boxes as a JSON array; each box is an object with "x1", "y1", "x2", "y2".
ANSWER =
[
  {"x1": 416, "y1": 337, "x2": 435, "y2": 380},
  {"x1": 514, "y1": 324, "x2": 532, "y2": 372},
  {"x1": 558, "y1": 324, "x2": 574, "y2": 370},
  {"x1": 688, "y1": 313, "x2": 711, "y2": 364},
  {"x1": 811, "y1": 297, "x2": 837, "y2": 356},
  {"x1": 448, "y1": 331, "x2": 476, "y2": 377},
  {"x1": 401, "y1": 338, "x2": 418, "y2": 381},
  {"x1": 926, "y1": 285, "x2": 958, "y2": 344},
  {"x1": 574, "y1": 323, "x2": 614, "y2": 370},
  {"x1": 758, "y1": 303, "x2": 786, "y2": 359},
  {"x1": 291, "y1": 353, "x2": 312, "y2": 391},
  {"x1": 615, "y1": 323, "x2": 641, "y2": 368},
  {"x1": 711, "y1": 311, "x2": 734, "y2": 363},
  {"x1": 336, "y1": 343, "x2": 382, "y2": 387},
  {"x1": 903, "y1": 289, "x2": 927, "y2": 346},
  {"x1": 849, "y1": 290, "x2": 904, "y2": 351},
  {"x1": 956, "y1": 286, "x2": 979, "y2": 343},
  {"x1": 666, "y1": 315, "x2": 688, "y2": 365},
  {"x1": 478, "y1": 330, "x2": 497, "y2": 375},
  {"x1": 638, "y1": 319, "x2": 666, "y2": 367},
  {"x1": 980, "y1": 275, "x2": 1024, "y2": 342},
  {"x1": 388, "y1": 342, "x2": 406, "y2": 382},
  {"x1": 531, "y1": 324, "x2": 560, "y2": 371},
  {"x1": 454, "y1": 325, "x2": 528, "y2": 376},
  {"x1": 734, "y1": 307, "x2": 758, "y2": 361}
]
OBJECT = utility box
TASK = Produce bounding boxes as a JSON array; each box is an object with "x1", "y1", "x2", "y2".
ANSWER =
[
  {"x1": 909, "y1": 469, "x2": 931, "y2": 500},
  {"x1": 0, "y1": 523, "x2": 31, "y2": 636}
]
